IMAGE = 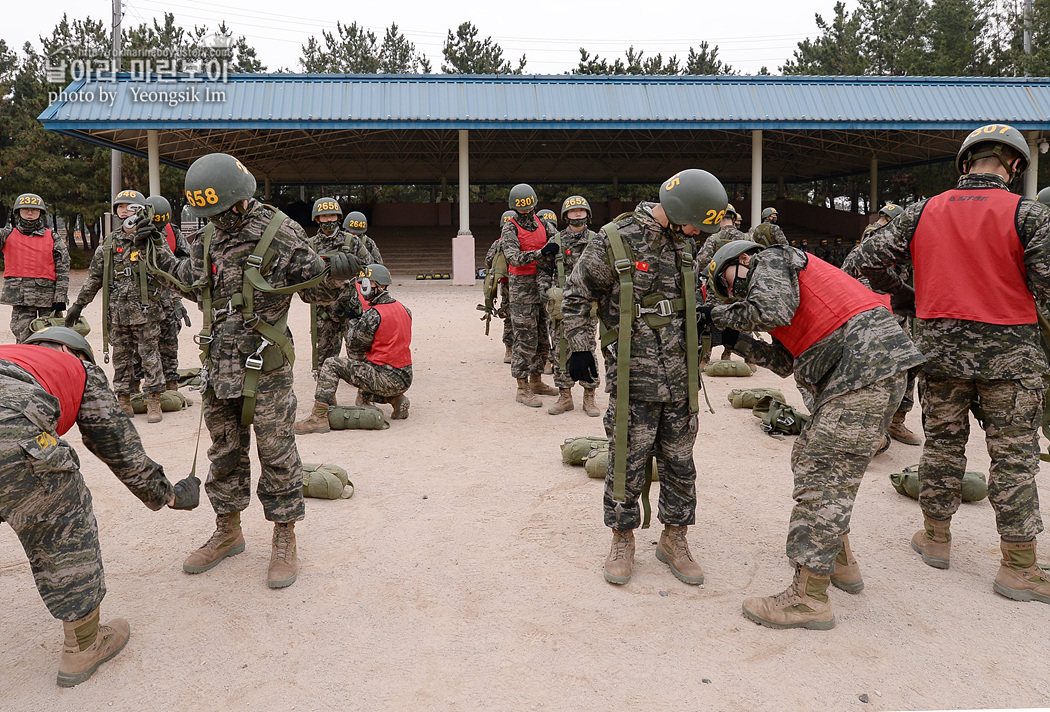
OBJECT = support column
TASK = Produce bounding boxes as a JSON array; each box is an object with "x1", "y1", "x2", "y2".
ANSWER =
[
  {"x1": 147, "y1": 130, "x2": 161, "y2": 196},
  {"x1": 1026, "y1": 132, "x2": 1040, "y2": 199},
  {"x1": 870, "y1": 157, "x2": 879, "y2": 212},
  {"x1": 751, "y1": 130, "x2": 763, "y2": 229},
  {"x1": 452, "y1": 129, "x2": 475, "y2": 285},
  {"x1": 264, "y1": 176, "x2": 272, "y2": 201}
]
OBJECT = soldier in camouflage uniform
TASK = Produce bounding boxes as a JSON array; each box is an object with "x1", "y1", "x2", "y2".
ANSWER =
[
  {"x1": 750, "y1": 207, "x2": 788, "y2": 246},
  {"x1": 307, "y1": 198, "x2": 364, "y2": 380},
  {"x1": 851, "y1": 124, "x2": 1050, "y2": 605},
  {"x1": 0, "y1": 193, "x2": 70, "y2": 342},
  {"x1": 0, "y1": 327, "x2": 196, "y2": 687},
  {"x1": 341, "y1": 210, "x2": 384, "y2": 266},
  {"x1": 141, "y1": 195, "x2": 192, "y2": 392},
  {"x1": 145, "y1": 153, "x2": 349, "y2": 589},
  {"x1": 295, "y1": 264, "x2": 412, "y2": 432},
  {"x1": 704, "y1": 241, "x2": 924, "y2": 629},
  {"x1": 697, "y1": 205, "x2": 752, "y2": 366},
  {"x1": 486, "y1": 210, "x2": 515, "y2": 363},
  {"x1": 564, "y1": 169, "x2": 727, "y2": 586},
  {"x1": 501, "y1": 184, "x2": 558, "y2": 407},
  {"x1": 537, "y1": 196, "x2": 600, "y2": 416},
  {"x1": 65, "y1": 190, "x2": 167, "y2": 423}
]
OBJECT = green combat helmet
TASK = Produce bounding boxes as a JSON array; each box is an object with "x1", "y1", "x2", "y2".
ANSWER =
[
  {"x1": 538, "y1": 208, "x2": 558, "y2": 223},
  {"x1": 1037, "y1": 187, "x2": 1050, "y2": 206},
  {"x1": 509, "y1": 184, "x2": 538, "y2": 212},
  {"x1": 761, "y1": 207, "x2": 778, "y2": 223},
  {"x1": 311, "y1": 197, "x2": 343, "y2": 221},
  {"x1": 957, "y1": 123, "x2": 1030, "y2": 175},
  {"x1": 145, "y1": 195, "x2": 173, "y2": 227},
  {"x1": 560, "y1": 195, "x2": 592, "y2": 220},
  {"x1": 25, "y1": 326, "x2": 96, "y2": 364},
  {"x1": 723, "y1": 202, "x2": 739, "y2": 221},
  {"x1": 704, "y1": 240, "x2": 764, "y2": 301},
  {"x1": 359, "y1": 263, "x2": 391, "y2": 300},
  {"x1": 183, "y1": 153, "x2": 257, "y2": 218},
  {"x1": 12, "y1": 193, "x2": 47, "y2": 231},
  {"x1": 343, "y1": 211, "x2": 368, "y2": 234},
  {"x1": 879, "y1": 203, "x2": 904, "y2": 221},
  {"x1": 112, "y1": 189, "x2": 147, "y2": 210},
  {"x1": 501, "y1": 210, "x2": 516, "y2": 224},
  {"x1": 658, "y1": 168, "x2": 728, "y2": 233}
]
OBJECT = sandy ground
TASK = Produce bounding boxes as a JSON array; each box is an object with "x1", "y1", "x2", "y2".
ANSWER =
[{"x1": 2, "y1": 274, "x2": 1050, "y2": 712}]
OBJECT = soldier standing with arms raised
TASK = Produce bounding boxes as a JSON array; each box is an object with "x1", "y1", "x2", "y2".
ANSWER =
[
  {"x1": 852, "y1": 124, "x2": 1050, "y2": 604},
  {"x1": 308, "y1": 198, "x2": 364, "y2": 379}
]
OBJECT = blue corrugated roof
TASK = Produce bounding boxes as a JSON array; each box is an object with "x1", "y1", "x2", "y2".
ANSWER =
[{"x1": 39, "y1": 73, "x2": 1050, "y2": 131}]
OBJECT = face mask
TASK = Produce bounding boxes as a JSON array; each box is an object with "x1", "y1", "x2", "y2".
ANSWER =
[
  {"x1": 568, "y1": 218, "x2": 588, "y2": 227},
  {"x1": 731, "y1": 267, "x2": 751, "y2": 298},
  {"x1": 359, "y1": 278, "x2": 374, "y2": 300},
  {"x1": 318, "y1": 221, "x2": 339, "y2": 236},
  {"x1": 15, "y1": 214, "x2": 44, "y2": 232},
  {"x1": 210, "y1": 203, "x2": 246, "y2": 232}
]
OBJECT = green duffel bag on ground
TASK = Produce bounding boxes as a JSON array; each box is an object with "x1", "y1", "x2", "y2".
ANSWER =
[
  {"x1": 328, "y1": 405, "x2": 389, "y2": 430},
  {"x1": 302, "y1": 462, "x2": 354, "y2": 499},
  {"x1": 178, "y1": 367, "x2": 202, "y2": 388},
  {"x1": 584, "y1": 447, "x2": 660, "y2": 481},
  {"x1": 561, "y1": 436, "x2": 608, "y2": 466},
  {"x1": 728, "y1": 388, "x2": 786, "y2": 410},
  {"x1": 705, "y1": 360, "x2": 754, "y2": 377},
  {"x1": 130, "y1": 390, "x2": 188, "y2": 414},
  {"x1": 30, "y1": 312, "x2": 90, "y2": 336},
  {"x1": 889, "y1": 464, "x2": 988, "y2": 502}
]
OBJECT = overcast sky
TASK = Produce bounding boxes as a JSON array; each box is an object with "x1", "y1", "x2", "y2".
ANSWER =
[{"x1": 4, "y1": 0, "x2": 846, "y2": 75}]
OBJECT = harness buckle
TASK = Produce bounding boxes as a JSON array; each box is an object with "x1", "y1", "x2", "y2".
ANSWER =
[
  {"x1": 193, "y1": 333, "x2": 213, "y2": 346},
  {"x1": 612, "y1": 258, "x2": 632, "y2": 274},
  {"x1": 245, "y1": 254, "x2": 264, "y2": 269},
  {"x1": 244, "y1": 353, "x2": 264, "y2": 371},
  {"x1": 117, "y1": 266, "x2": 133, "y2": 278},
  {"x1": 655, "y1": 299, "x2": 674, "y2": 317},
  {"x1": 243, "y1": 314, "x2": 260, "y2": 329},
  {"x1": 212, "y1": 300, "x2": 235, "y2": 319}
]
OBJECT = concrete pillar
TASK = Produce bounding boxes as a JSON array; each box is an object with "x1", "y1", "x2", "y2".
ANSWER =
[
  {"x1": 870, "y1": 157, "x2": 878, "y2": 211},
  {"x1": 751, "y1": 130, "x2": 763, "y2": 228},
  {"x1": 147, "y1": 130, "x2": 161, "y2": 196},
  {"x1": 452, "y1": 129, "x2": 475, "y2": 285},
  {"x1": 264, "y1": 176, "x2": 272, "y2": 201},
  {"x1": 1026, "y1": 132, "x2": 1040, "y2": 199}
]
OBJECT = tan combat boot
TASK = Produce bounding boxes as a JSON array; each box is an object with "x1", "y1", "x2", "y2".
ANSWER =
[
  {"x1": 582, "y1": 388, "x2": 600, "y2": 417},
  {"x1": 294, "y1": 401, "x2": 331, "y2": 434},
  {"x1": 117, "y1": 393, "x2": 134, "y2": 417},
  {"x1": 268, "y1": 522, "x2": 298, "y2": 589},
  {"x1": 543, "y1": 359, "x2": 553, "y2": 375},
  {"x1": 604, "y1": 529, "x2": 635, "y2": 584},
  {"x1": 165, "y1": 379, "x2": 179, "y2": 392},
  {"x1": 183, "y1": 512, "x2": 245, "y2": 574},
  {"x1": 831, "y1": 533, "x2": 864, "y2": 593},
  {"x1": 548, "y1": 388, "x2": 574, "y2": 415},
  {"x1": 146, "y1": 393, "x2": 163, "y2": 423},
  {"x1": 57, "y1": 607, "x2": 130, "y2": 687},
  {"x1": 993, "y1": 539, "x2": 1050, "y2": 604},
  {"x1": 656, "y1": 525, "x2": 705, "y2": 585},
  {"x1": 911, "y1": 513, "x2": 951, "y2": 569},
  {"x1": 503, "y1": 344, "x2": 512, "y2": 364},
  {"x1": 516, "y1": 379, "x2": 541, "y2": 407},
  {"x1": 888, "y1": 411, "x2": 922, "y2": 445},
  {"x1": 529, "y1": 374, "x2": 558, "y2": 396},
  {"x1": 389, "y1": 394, "x2": 410, "y2": 420},
  {"x1": 742, "y1": 566, "x2": 836, "y2": 630}
]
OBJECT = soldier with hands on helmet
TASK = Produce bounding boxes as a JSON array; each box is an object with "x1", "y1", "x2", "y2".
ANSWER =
[
  {"x1": 562, "y1": 169, "x2": 725, "y2": 586},
  {"x1": 537, "y1": 195, "x2": 601, "y2": 416},
  {"x1": 0, "y1": 193, "x2": 70, "y2": 343},
  {"x1": 703, "y1": 240, "x2": 924, "y2": 629},
  {"x1": 0, "y1": 327, "x2": 198, "y2": 687},
  {"x1": 143, "y1": 194, "x2": 192, "y2": 392},
  {"x1": 486, "y1": 210, "x2": 516, "y2": 363},
  {"x1": 66, "y1": 189, "x2": 168, "y2": 423},
  {"x1": 308, "y1": 198, "x2": 364, "y2": 378},
  {"x1": 501, "y1": 183, "x2": 558, "y2": 406},
  {"x1": 697, "y1": 204, "x2": 751, "y2": 365},
  {"x1": 850, "y1": 124, "x2": 1050, "y2": 605},
  {"x1": 141, "y1": 152, "x2": 351, "y2": 590},
  {"x1": 861, "y1": 202, "x2": 904, "y2": 240},
  {"x1": 295, "y1": 264, "x2": 412, "y2": 432}
]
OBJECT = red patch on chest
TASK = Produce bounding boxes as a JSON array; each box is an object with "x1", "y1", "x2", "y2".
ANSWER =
[{"x1": 635, "y1": 261, "x2": 649, "y2": 272}]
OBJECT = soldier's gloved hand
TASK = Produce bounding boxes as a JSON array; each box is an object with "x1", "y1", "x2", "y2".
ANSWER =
[
  {"x1": 568, "y1": 351, "x2": 598, "y2": 383},
  {"x1": 540, "y1": 242, "x2": 560, "y2": 257},
  {"x1": 697, "y1": 305, "x2": 714, "y2": 333},
  {"x1": 324, "y1": 252, "x2": 360, "y2": 280},
  {"x1": 63, "y1": 304, "x2": 83, "y2": 328},
  {"x1": 51, "y1": 302, "x2": 66, "y2": 315},
  {"x1": 170, "y1": 476, "x2": 201, "y2": 510},
  {"x1": 890, "y1": 286, "x2": 916, "y2": 318},
  {"x1": 133, "y1": 220, "x2": 161, "y2": 246},
  {"x1": 721, "y1": 328, "x2": 740, "y2": 350}
]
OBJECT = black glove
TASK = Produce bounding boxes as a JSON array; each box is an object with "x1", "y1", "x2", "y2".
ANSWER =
[
  {"x1": 51, "y1": 302, "x2": 66, "y2": 315},
  {"x1": 697, "y1": 305, "x2": 714, "y2": 333},
  {"x1": 890, "y1": 286, "x2": 916, "y2": 318},
  {"x1": 63, "y1": 304, "x2": 83, "y2": 328},
  {"x1": 170, "y1": 476, "x2": 201, "y2": 510},
  {"x1": 325, "y1": 252, "x2": 360, "y2": 281},
  {"x1": 174, "y1": 302, "x2": 192, "y2": 328},
  {"x1": 721, "y1": 328, "x2": 740, "y2": 350},
  {"x1": 133, "y1": 217, "x2": 160, "y2": 245},
  {"x1": 567, "y1": 351, "x2": 599, "y2": 383},
  {"x1": 540, "y1": 242, "x2": 560, "y2": 257}
]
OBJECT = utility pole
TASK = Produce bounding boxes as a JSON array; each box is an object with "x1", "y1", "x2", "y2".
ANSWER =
[
  {"x1": 1024, "y1": 0, "x2": 1034, "y2": 71},
  {"x1": 110, "y1": 0, "x2": 122, "y2": 210}
]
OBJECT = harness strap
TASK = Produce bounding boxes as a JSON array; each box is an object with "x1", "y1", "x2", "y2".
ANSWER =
[
  {"x1": 605, "y1": 222, "x2": 634, "y2": 513},
  {"x1": 554, "y1": 232, "x2": 568, "y2": 374},
  {"x1": 101, "y1": 237, "x2": 112, "y2": 363},
  {"x1": 682, "y1": 250, "x2": 700, "y2": 415}
]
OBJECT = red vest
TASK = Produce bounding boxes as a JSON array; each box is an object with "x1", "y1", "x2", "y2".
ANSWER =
[
  {"x1": 911, "y1": 188, "x2": 1035, "y2": 325},
  {"x1": 3, "y1": 229, "x2": 56, "y2": 280},
  {"x1": 163, "y1": 224, "x2": 177, "y2": 253},
  {"x1": 771, "y1": 255, "x2": 888, "y2": 358},
  {"x1": 366, "y1": 301, "x2": 412, "y2": 368},
  {"x1": 506, "y1": 218, "x2": 547, "y2": 276},
  {"x1": 0, "y1": 345, "x2": 86, "y2": 435}
]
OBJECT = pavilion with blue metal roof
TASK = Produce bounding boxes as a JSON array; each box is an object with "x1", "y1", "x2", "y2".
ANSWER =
[{"x1": 38, "y1": 73, "x2": 1050, "y2": 282}]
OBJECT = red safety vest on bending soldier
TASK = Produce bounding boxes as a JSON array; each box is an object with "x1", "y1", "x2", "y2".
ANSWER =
[
  {"x1": 771, "y1": 255, "x2": 888, "y2": 358},
  {"x1": 911, "y1": 188, "x2": 1036, "y2": 325},
  {"x1": 506, "y1": 218, "x2": 547, "y2": 276},
  {"x1": 0, "y1": 345, "x2": 86, "y2": 435},
  {"x1": 3, "y1": 228, "x2": 57, "y2": 280},
  {"x1": 366, "y1": 301, "x2": 412, "y2": 368}
]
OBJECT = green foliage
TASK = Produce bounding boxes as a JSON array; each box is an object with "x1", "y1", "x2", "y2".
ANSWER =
[
  {"x1": 300, "y1": 22, "x2": 430, "y2": 73},
  {"x1": 442, "y1": 22, "x2": 524, "y2": 74},
  {"x1": 575, "y1": 42, "x2": 734, "y2": 75}
]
